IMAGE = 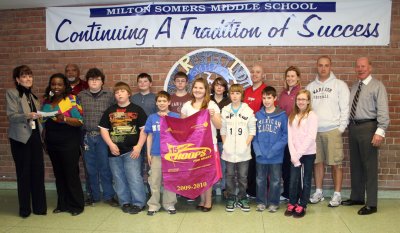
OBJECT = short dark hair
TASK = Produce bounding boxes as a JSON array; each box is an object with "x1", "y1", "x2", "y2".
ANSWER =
[
  {"x1": 12, "y1": 65, "x2": 33, "y2": 86},
  {"x1": 85, "y1": 68, "x2": 105, "y2": 82},
  {"x1": 211, "y1": 77, "x2": 228, "y2": 96},
  {"x1": 174, "y1": 71, "x2": 188, "y2": 81},
  {"x1": 156, "y1": 90, "x2": 171, "y2": 101},
  {"x1": 262, "y1": 86, "x2": 277, "y2": 97},
  {"x1": 137, "y1": 73, "x2": 152, "y2": 82}
]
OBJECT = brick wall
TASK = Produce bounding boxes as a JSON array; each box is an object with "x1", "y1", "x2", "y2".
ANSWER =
[{"x1": 0, "y1": 2, "x2": 399, "y2": 190}]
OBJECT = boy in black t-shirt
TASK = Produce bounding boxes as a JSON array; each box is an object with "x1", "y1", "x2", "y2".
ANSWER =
[{"x1": 99, "y1": 82, "x2": 147, "y2": 214}]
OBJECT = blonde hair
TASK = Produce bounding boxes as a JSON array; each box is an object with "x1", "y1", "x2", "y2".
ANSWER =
[
  {"x1": 190, "y1": 77, "x2": 211, "y2": 110},
  {"x1": 289, "y1": 89, "x2": 312, "y2": 126}
]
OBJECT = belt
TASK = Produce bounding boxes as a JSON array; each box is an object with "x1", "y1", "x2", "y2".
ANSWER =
[
  {"x1": 349, "y1": 119, "x2": 377, "y2": 125},
  {"x1": 86, "y1": 131, "x2": 100, "y2": 136}
]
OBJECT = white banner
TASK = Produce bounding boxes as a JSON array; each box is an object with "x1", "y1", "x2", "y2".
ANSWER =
[{"x1": 46, "y1": 0, "x2": 391, "y2": 50}]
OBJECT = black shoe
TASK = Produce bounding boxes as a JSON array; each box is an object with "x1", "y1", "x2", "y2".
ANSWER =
[
  {"x1": 202, "y1": 206, "x2": 212, "y2": 212},
  {"x1": 84, "y1": 198, "x2": 95, "y2": 206},
  {"x1": 33, "y1": 212, "x2": 47, "y2": 215},
  {"x1": 20, "y1": 212, "x2": 31, "y2": 218},
  {"x1": 70, "y1": 211, "x2": 82, "y2": 216},
  {"x1": 121, "y1": 204, "x2": 131, "y2": 213},
  {"x1": 52, "y1": 208, "x2": 65, "y2": 214},
  {"x1": 358, "y1": 206, "x2": 377, "y2": 215},
  {"x1": 104, "y1": 197, "x2": 119, "y2": 207},
  {"x1": 129, "y1": 205, "x2": 144, "y2": 214},
  {"x1": 341, "y1": 199, "x2": 365, "y2": 206},
  {"x1": 195, "y1": 205, "x2": 204, "y2": 210}
]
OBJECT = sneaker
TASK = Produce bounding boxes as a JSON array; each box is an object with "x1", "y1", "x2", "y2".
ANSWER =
[
  {"x1": 268, "y1": 205, "x2": 279, "y2": 213},
  {"x1": 246, "y1": 193, "x2": 256, "y2": 199},
  {"x1": 309, "y1": 191, "x2": 324, "y2": 204},
  {"x1": 84, "y1": 198, "x2": 96, "y2": 206},
  {"x1": 293, "y1": 205, "x2": 306, "y2": 218},
  {"x1": 256, "y1": 204, "x2": 266, "y2": 212},
  {"x1": 167, "y1": 207, "x2": 177, "y2": 215},
  {"x1": 103, "y1": 197, "x2": 119, "y2": 207},
  {"x1": 129, "y1": 205, "x2": 144, "y2": 214},
  {"x1": 284, "y1": 204, "x2": 296, "y2": 216},
  {"x1": 225, "y1": 197, "x2": 236, "y2": 212},
  {"x1": 121, "y1": 203, "x2": 131, "y2": 213},
  {"x1": 279, "y1": 196, "x2": 289, "y2": 203},
  {"x1": 147, "y1": 210, "x2": 157, "y2": 216},
  {"x1": 328, "y1": 193, "x2": 342, "y2": 207},
  {"x1": 237, "y1": 198, "x2": 250, "y2": 212}
]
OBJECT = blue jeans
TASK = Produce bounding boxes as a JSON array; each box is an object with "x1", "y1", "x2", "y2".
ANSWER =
[
  {"x1": 216, "y1": 142, "x2": 226, "y2": 190},
  {"x1": 109, "y1": 151, "x2": 146, "y2": 207},
  {"x1": 83, "y1": 134, "x2": 115, "y2": 201},
  {"x1": 225, "y1": 160, "x2": 249, "y2": 199},
  {"x1": 289, "y1": 154, "x2": 316, "y2": 208},
  {"x1": 256, "y1": 163, "x2": 282, "y2": 206}
]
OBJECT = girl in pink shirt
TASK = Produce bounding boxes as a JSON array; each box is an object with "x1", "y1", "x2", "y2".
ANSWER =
[{"x1": 285, "y1": 89, "x2": 318, "y2": 218}]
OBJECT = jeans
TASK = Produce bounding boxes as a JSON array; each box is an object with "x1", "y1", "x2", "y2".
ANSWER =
[
  {"x1": 83, "y1": 134, "x2": 115, "y2": 201},
  {"x1": 215, "y1": 142, "x2": 226, "y2": 191},
  {"x1": 109, "y1": 151, "x2": 146, "y2": 207},
  {"x1": 289, "y1": 154, "x2": 316, "y2": 208},
  {"x1": 225, "y1": 160, "x2": 249, "y2": 199},
  {"x1": 256, "y1": 163, "x2": 282, "y2": 206}
]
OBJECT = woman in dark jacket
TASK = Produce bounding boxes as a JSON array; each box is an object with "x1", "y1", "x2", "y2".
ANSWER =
[{"x1": 6, "y1": 65, "x2": 47, "y2": 218}]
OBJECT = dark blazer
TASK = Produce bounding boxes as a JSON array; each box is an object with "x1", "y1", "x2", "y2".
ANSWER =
[{"x1": 6, "y1": 88, "x2": 42, "y2": 143}]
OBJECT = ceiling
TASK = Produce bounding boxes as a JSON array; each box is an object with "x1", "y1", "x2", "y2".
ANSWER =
[{"x1": 0, "y1": 0, "x2": 214, "y2": 10}]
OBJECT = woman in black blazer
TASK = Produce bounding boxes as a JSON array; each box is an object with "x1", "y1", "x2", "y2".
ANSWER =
[{"x1": 6, "y1": 65, "x2": 47, "y2": 218}]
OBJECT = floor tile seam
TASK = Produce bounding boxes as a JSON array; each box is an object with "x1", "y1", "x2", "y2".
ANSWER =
[
  {"x1": 91, "y1": 207, "x2": 121, "y2": 232},
  {"x1": 333, "y1": 205, "x2": 353, "y2": 233},
  {"x1": 175, "y1": 206, "x2": 188, "y2": 233}
]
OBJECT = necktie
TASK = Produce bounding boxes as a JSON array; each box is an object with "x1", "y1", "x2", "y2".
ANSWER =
[{"x1": 350, "y1": 82, "x2": 363, "y2": 120}]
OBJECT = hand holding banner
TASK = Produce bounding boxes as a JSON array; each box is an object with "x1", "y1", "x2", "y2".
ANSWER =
[{"x1": 160, "y1": 110, "x2": 221, "y2": 199}]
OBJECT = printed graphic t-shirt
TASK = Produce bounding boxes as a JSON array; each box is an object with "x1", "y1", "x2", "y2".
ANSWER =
[{"x1": 99, "y1": 103, "x2": 147, "y2": 156}]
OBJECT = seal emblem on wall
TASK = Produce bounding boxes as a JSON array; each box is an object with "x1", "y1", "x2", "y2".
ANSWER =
[{"x1": 164, "y1": 48, "x2": 252, "y2": 93}]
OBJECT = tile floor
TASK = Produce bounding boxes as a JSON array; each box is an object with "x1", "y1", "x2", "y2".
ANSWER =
[{"x1": 0, "y1": 189, "x2": 399, "y2": 233}]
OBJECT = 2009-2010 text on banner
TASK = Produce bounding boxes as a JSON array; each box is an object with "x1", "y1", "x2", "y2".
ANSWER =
[{"x1": 46, "y1": 0, "x2": 391, "y2": 50}]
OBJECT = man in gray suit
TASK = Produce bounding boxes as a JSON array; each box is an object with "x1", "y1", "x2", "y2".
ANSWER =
[{"x1": 341, "y1": 57, "x2": 390, "y2": 215}]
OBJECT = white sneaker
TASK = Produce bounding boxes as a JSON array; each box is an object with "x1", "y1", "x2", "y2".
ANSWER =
[
  {"x1": 328, "y1": 193, "x2": 341, "y2": 207},
  {"x1": 279, "y1": 196, "x2": 289, "y2": 203},
  {"x1": 309, "y1": 192, "x2": 324, "y2": 204},
  {"x1": 256, "y1": 204, "x2": 266, "y2": 212},
  {"x1": 268, "y1": 205, "x2": 279, "y2": 213}
]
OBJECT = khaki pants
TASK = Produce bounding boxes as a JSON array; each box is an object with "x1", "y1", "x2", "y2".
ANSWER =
[{"x1": 147, "y1": 156, "x2": 177, "y2": 211}]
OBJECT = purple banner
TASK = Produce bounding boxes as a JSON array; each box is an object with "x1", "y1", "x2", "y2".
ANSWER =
[{"x1": 160, "y1": 110, "x2": 221, "y2": 199}]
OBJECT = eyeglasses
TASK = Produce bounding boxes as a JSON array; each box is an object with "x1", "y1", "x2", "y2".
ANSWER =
[{"x1": 88, "y1": 78, "x2": 102, "y2": 82}]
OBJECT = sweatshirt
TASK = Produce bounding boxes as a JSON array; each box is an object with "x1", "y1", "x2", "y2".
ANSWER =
[
  {"x1": 253, "y1": 107, "x2": 288, "y2": 164},
  {"x1": 306, "y1": 72, "x2": 349, "y2": 133},
  {"x1": 220, "y1": 102, "x2": 256, "y2": 163},
  {"x1": 288, "y1": 111, "x2": 318, "y2": 167}
]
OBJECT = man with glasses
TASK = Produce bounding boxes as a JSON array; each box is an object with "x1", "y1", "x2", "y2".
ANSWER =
[{"x1": 77, "y1": 68, "x2": 118, "y2": 207}]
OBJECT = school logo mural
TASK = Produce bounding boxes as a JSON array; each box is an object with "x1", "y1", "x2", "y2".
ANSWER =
[{"x1": 163, "y1": 48, "x2": 252, "y2": 93}]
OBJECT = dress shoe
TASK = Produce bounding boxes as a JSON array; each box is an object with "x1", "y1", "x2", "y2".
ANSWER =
[
  {"x1": 196, "y1": 205, "x2": 204, "y2": 210},
  {"x1": 202, "y1": 206, "x2": 212, "y2": 212},
  {"x1": 358, "y1": 206, "x2": 377, "y2": 215},
  {"x1": 70, "y1": 211, "x2": 83, "y2": 216},
  {"x1": 341, "y1": 199, "x2": 365, "y2": 206},
  {"x1": 52, "y1": 208, "x2": 64, "y2": 214}
]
